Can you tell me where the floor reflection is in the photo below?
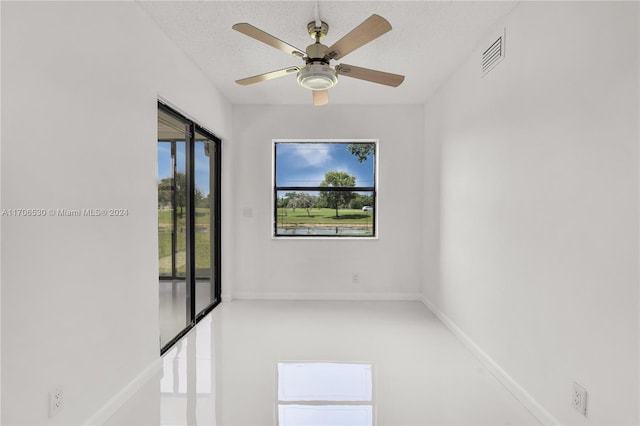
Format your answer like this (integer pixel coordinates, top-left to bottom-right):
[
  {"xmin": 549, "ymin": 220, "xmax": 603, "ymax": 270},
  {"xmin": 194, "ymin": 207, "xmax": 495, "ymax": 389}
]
[
  {"xmin": 159, "ymin": 279, "xmax": 215, "ymax": 349},
  {"xmin": 277, "ymin": 362, "xmax": 373, "ymax": 426},
  {"xmin": 160, "ymin": 315, "xmax": 216, "ymax": 425}
]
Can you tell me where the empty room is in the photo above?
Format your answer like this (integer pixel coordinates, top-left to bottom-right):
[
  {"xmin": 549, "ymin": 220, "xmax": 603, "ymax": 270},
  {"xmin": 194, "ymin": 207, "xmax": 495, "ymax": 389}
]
[{"xmin": 1, "ymin": 1, "xmax": 638, "ymax": 425}]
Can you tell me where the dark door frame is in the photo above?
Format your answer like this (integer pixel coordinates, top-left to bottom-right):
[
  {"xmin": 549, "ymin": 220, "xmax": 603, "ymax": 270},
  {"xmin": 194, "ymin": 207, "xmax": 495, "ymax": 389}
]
[{"xmin": 158, "ymin": 101, "xmax": 222, "ymax": 354}]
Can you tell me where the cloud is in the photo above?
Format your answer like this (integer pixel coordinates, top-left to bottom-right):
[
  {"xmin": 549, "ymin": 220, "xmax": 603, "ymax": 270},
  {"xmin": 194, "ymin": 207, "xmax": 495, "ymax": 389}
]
[{"xmin": 290, "ymin": 144, "xmax": 332, "ymax": 167}]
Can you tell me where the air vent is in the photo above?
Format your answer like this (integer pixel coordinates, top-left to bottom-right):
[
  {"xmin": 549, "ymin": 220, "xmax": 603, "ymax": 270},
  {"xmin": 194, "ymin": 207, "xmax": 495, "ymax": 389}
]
[{"xmin": 482, "ymin": 29, "xmax": 505, "ymax": 76}]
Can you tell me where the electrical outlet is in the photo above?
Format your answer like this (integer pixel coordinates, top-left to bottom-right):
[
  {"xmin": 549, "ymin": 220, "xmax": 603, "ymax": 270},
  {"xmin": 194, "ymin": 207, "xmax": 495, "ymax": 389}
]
[
  {"xmin": 352, "ymin": 273, "xmax": 359, "ymax": 283},
  {"xmin": 572, "ymin": 382, "xmax": 587, "ymax": 416},
  {"xmin": 49, "ymin": 387, "xmax": 64, "ymax": 418}
]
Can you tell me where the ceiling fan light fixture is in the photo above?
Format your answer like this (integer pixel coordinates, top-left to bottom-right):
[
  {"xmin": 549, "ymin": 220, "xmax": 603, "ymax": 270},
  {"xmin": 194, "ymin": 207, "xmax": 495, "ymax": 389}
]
[{"xmin": 297, "ymin": 64, "xmax": 338, "ymax": 90}]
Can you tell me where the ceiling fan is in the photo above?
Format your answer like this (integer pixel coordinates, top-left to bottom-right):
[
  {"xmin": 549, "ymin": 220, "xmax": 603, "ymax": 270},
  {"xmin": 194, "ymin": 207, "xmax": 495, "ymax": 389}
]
[{"xmin": 232, "ymin": 13, "xmax": 405, "ymax": 106}]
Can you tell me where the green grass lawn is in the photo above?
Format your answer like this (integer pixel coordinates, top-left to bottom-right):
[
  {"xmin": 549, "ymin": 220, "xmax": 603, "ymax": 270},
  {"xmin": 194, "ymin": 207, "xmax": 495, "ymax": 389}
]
[
  {"xmin": 158, "ymin": 207, "xmax": 211, "ymax": 277},
  {"xmin": 158, "ymin": 207, "xmax": 210, "ymax": 226},
  {"xmin": 158, "ymin": 206, "xmax": 374, "ymax": 275},
  {"xmin": 276, "ymin": 207, "xmax": 374, "ymax": 226}
]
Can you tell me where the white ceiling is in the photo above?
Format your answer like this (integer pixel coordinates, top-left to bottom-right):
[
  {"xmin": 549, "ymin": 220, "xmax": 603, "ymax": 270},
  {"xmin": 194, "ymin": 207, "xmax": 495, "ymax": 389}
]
[{"xmin": 138, "ymin": 1, "xmax": 518, "ymax": 105}]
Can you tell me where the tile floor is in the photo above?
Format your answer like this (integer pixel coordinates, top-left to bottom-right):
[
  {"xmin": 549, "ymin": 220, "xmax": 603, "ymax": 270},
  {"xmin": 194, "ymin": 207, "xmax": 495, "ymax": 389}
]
[
  {"xmin": 159, "ymin": 279, "xmax": 216, "ymax": 348},
  {"xmin": 106, "ymin": 300, "xmax": 540, "ymax": 425}
]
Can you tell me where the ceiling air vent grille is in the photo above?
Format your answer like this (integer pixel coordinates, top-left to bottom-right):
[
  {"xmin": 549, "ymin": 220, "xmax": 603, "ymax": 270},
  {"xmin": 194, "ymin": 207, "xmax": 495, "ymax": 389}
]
[{"xmin": 482, "ymin": 29, "xmax": 505, "ymax": 76}]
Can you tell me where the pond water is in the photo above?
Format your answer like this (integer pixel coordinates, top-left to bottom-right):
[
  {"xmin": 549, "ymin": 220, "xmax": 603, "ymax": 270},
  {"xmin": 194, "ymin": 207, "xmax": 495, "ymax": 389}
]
[{"xmin": 276, "ymin": 227, "xmax": 372, "ymax": 236}]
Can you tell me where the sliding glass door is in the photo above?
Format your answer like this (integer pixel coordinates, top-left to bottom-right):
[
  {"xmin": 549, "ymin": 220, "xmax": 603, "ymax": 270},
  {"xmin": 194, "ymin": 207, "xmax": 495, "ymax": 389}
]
[{"xmin": 157, "ymin": 103, "xmax": 221, "ymax": 352}]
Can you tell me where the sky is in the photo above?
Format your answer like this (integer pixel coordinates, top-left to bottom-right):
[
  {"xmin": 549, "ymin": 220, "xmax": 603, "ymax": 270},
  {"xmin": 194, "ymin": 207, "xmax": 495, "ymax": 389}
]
[
  {"xmin": 158, "ymin": 141, "xmax": 211, "ymax": 195},
  {"xmin": 158, "ymin": 141, "xmax": 376, "ymax": 196},
  {"xmin": 275, "ymin": 142, "xmax": 375, "ymax": 188}
]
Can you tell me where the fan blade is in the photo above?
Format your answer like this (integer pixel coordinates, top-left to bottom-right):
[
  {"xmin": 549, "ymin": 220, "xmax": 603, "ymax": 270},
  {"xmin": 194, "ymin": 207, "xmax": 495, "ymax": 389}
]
[
  {"xmin": 335, "ymin": 64, "xmax": 405, "ymax": 87},
  {"xmin": 324, "ymin": 14, "xmax": 392, "ymax": 60},
  {"xmin": 233, "ymin": 23, "xmax": 306, "ymax": 58},
  {"xmin": 313, "ymin": 90, "xmax": 329, "ymax": 106},
  {"xmin": 236, "ymin": 67, "xmax": 300, "ymax": 86}
]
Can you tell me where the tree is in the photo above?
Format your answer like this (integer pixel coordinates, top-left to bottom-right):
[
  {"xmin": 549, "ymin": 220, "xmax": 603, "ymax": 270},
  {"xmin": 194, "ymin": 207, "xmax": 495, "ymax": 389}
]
[
  {"xmin": 157, "ymin": 173, "xmax": 185, "ymax": 216},
  {"xmin": 347, "ymin": 143, "xmax": 375, "ymax": 163},
  {"xmin": 157, "ymin": 172, "xmax": 206, "ymax": 216},
  {"xmin": 195, "ymin": 190, "xmax": 209, "ymax": 209},
  {"xmin": 275, "ymin": 193, "xmax": 290, "ymax": 209},
  {"xmin": 349, "ymin": 193, "xmax": 373, "ymax": 210},
  {"xmin": 158, "ymin": 178, "xmax": 173, "ymax": 208},
  {"xmin": 288, "ymin": 193, "xmax": 317, "ymax": 216},
  {"xmin": 277, "ymin": 192, "xmax": 300, "ymax": 213},
  {"xmin": 319, "ymin": 171, "xmax": 356, "ymax": 217}
]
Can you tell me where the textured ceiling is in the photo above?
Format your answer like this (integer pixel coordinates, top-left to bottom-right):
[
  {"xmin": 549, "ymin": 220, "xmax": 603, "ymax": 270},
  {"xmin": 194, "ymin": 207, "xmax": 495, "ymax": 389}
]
[{"xmin": 138, "ymin": 1, "xmax": 518, "ymax": 105}]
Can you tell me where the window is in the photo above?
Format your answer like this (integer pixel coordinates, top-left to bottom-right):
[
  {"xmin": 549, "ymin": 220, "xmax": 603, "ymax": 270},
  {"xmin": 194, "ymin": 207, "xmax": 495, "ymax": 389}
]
[{"xmin": 273, "ymin": 140, "xmax": 377, "ymax": 238}]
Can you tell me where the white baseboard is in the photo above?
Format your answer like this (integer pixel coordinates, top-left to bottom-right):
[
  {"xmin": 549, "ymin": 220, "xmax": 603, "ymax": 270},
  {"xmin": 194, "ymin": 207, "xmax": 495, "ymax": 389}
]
[
  {"xmin": 421, "ymin": 296, "xmax": 560, "ymax": 426},
  {"xmin": 83, "ymin": 357, "xmax": 163, "ymax": 425},
  {"xmin": 232, "ymin": 292, "xmax": 422, "ymax": 301}
]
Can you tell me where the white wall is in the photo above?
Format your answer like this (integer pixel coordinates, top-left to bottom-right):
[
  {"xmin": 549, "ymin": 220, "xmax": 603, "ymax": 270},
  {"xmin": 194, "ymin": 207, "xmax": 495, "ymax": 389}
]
[
  {"xmin": 230, "ymin": 105, "xmax": 425, "ymax": 300},
  {"xmin": 423, "ymin": 1, "xmax": 639, "ymax": 425},
  {"xmin": 0, "ymin": 2, "xmax": 3, "ymax": 421},
  {"xmin": 0, "ymin": 2, "xmax": 3, "ymax": 420},
  {"xmin": 1, "ymin": 2, "xmax": 232, "ymax": 424}
]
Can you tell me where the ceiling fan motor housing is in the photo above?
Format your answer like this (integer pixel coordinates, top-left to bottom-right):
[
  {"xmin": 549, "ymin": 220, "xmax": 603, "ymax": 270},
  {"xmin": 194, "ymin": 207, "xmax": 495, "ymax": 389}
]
[
  {"xmin": 305, "ymin": 43, "xmax": 330, "ymax": 63},
  {"xmin": 307, "ymin": 21, "xmax": 329, "ymax": 40}
]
